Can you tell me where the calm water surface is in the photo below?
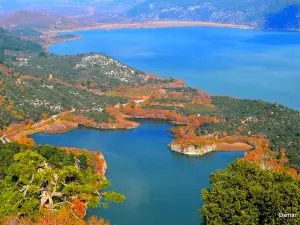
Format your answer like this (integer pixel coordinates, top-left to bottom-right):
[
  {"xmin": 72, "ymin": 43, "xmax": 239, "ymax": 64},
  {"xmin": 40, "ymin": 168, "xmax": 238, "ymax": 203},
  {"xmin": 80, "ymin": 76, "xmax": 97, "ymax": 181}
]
[
  {"xmin": 44, "ymin": 27, "xmax": 300, "ymax": 224},
  {"xmin": 31, "ymin": 120, "xmax": 244, "ymax": 225},
  {"xmin": 49, "ymin": 27, "xmax": 300, "ymax": 110}
]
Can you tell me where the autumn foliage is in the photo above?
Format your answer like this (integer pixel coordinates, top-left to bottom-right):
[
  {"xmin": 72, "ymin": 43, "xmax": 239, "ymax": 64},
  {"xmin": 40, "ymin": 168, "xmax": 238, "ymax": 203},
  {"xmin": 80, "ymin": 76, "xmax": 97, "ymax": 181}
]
[
  {"xmin": 73, "ymin": 199, "xmax": 87, "ymax": 219},
  {"xmin": 17, "ymin": 136, "xmax": 35, "ymax": 147},
  {"xmin": 121, "ymin": 103, "xmax": 218, "ymax": 126},
  {"xmin": 244, "ymin": 147, "xmax": 299, "ymax": 178},
  {"xmin": 4, "ymin": 208, "xmax": 110, "ymax": 225},
  {"xmin": 41, "ymin": 113, "xmax": 49, "ymax": 120}
]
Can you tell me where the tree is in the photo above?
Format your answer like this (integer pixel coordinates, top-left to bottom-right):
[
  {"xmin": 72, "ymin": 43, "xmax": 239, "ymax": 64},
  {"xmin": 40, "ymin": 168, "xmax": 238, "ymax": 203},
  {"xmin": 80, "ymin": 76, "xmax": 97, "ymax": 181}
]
[
  {"xmin": 73, "ymin": 199, "xmax": 86, "ymax": 219},
  {"xmin": 41, "ymin": 113, "xmax": 49, "ymax": 120},
  {"xmin": 18, "ymin": 136, "xmax": 35, "ymax": 147},
  {"xmin": 201, "ymin": 159, "xmax": 300, "ymax": 225},
  {"xmin": 0, "ymin": 50, "xmax": 5, "ymax": 64},
  {"xmin": 0, "ymin": 143, "xmax": 125, "ymax": 224},
  {"xmin": 87, "ymin": 80, "xmax": 92, "ymax": 89},
  {"xmin": 79, "ymin": 154, "xmax": 88, "ymax": 170},
  {"xmin": 11, "ymin": 55, "xmax": 17, "ymax": 61}
]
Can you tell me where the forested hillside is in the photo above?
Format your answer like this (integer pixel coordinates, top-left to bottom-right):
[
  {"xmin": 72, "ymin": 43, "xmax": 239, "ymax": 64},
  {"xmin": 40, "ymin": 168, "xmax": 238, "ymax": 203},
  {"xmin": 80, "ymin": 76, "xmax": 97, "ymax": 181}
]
[
  {"xmin": 10, "ymin": 53, "xmax": 146, "ymax": 88},
  {"xmin": 0, "ymin": 142, "xmax": 124, "ymax": 224},
  {"xmin": 198, "ymin": 96, "xmax": 300, "ymax": 169},
  {"xmin": 0, "ymin": 27, "xmax": 43, "ymax": 63},
  {"xmin": 124, "ymin": 0, "xmax": 300, "ymax": 30},
  {"xmin": 0, "ymin": 28, "xmax": 145, "ymax": 129}
]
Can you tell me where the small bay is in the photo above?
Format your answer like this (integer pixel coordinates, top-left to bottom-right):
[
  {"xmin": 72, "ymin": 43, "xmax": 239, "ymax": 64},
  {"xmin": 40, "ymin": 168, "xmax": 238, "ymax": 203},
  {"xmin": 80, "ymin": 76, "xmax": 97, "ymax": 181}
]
[
  {"xmin": 31, "ymin": 120, "xmax": 244, "ymax": 225},
  {"xmin": 43, "ymin": 26, "xmax": 300, "ymax": 224}
]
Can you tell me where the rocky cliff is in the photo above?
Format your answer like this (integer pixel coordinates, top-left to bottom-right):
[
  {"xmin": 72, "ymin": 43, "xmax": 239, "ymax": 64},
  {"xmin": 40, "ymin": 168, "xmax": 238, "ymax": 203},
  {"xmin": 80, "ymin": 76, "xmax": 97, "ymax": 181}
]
[{"xmin": 169, "ymin": 142, "xmax": 216, "ymax": 156}]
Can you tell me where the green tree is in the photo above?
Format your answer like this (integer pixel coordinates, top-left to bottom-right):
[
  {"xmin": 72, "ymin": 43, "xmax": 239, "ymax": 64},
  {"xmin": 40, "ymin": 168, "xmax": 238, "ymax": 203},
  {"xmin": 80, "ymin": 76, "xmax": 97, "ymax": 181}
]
[
  {"xmin": 0, "ymin": 143, "xmax": 125, "ymax": 222},
  {"xmin": 79, "ymin": 154, "xmax": 88, "ymax": 170},
  {"xmin": 0, "ymin": 50, "xmax": 5, "ymax": 64},
  {"xmin": 201, "ymin": 160, "xmax": 300, "ymax": 225}
]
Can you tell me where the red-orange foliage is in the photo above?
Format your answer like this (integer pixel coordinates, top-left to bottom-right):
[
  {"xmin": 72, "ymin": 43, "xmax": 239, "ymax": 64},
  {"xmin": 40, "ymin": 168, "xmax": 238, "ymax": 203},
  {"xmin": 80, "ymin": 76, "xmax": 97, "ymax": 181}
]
[
  {"xmin": 93, "ymin": 152, "xmax": 107, "ymax": 178},
  {"xmin": 18, "ymin": 136, "xmax": 35, "ymax": 147},
  {"xmin": 121, "ymin": 104, "xmax": 219, "ymax": 127},
  {"xmin": 119, "ymin": 84, "xmax": 126, "ymax": 90},
  {"xmin": 73, "ymin": 199, "xmax": 86, "ymax": 219},
  {"xmin": 244, "ymin": 143, "xmax": 299, "ymax": 178},
  {"xmin": 87, "ymin": 217, "xmax": 110, "ymax": 225},
  {"xmin": 4, "ymin": 209, "xmax": 110, "ymax": 225}
]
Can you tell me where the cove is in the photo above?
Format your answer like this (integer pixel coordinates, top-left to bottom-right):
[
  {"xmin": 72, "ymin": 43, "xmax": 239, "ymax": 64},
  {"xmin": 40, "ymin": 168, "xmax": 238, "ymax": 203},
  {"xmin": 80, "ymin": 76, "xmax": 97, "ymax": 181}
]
[
  {"xmin": 31, "ymin": 120, "xmax": 244, "ymax": 225},
  {"xmin": 49, "ymin": 27, "xmax": 300, "ymax": 110}
]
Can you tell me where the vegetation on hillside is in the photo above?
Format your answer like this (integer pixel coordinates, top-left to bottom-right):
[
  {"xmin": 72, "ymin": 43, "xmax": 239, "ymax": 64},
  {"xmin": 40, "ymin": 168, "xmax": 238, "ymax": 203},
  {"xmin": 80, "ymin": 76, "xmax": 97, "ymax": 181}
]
[
  {"xmin": 10, "ymin": 27, "xmax": 42, "ymax": 37},
  {"xmin": 0, "ymin": 72, "xmax": 127, "ymax": 129},
  {"xmin": 196, "ymin": 96, "xmax": 300, "ymax": 169},
  {"xmin": 9, "ymin": 53, "xmax": 146, "ymax": 90},
  {"xmin": 0, "ymin": 26, "xmax": 300, "ymax": 224},
  {"xmin": 0, "ymin": 142, "xmax": 124, "ymax": 224},
  {"xmin": 0, "ymin": 28, "xmax": 44, "ymax": 54},
  {"xmin": 1, "ymin": 10, "xmax": 80, "ymax": 30},
  {"xmin": 124, "ymin": 0, "xmax": 300, "ymax": 29},
  {"xmin": 201, "ymin": 159, "xmax": 300, "ymax": 224}
]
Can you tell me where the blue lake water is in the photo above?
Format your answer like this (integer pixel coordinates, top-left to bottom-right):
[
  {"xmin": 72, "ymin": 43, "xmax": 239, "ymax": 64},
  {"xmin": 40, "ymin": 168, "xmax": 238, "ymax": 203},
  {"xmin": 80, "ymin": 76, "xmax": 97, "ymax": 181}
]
[
  {"xmin": 49, "ymin": 27, "xmax": 300, "ymax": 110},
  {"xmin": 31, "ymin": 120, "xmax": 245, "ymax": 225},
  {"xmin": 43, "ymin": 27, "xmax": 300, "ymax": 224}
]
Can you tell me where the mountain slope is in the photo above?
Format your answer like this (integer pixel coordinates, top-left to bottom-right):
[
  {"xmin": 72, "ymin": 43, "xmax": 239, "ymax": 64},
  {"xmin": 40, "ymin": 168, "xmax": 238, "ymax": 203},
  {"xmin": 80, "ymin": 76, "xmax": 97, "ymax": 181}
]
[
  {"xmin": 0, "ymin": 10, "xmax": 81, "ymax": 29},
  {"xmin": 0, "ymin": 0, "xmax": 145, "ymax": 16},
  {"xmin": 0, "ymin": 28, "xmax": 145, "ymax": 128},
  {"xmin": 124, "ymin": 0, "xmax": 300, "ymax": 29}
]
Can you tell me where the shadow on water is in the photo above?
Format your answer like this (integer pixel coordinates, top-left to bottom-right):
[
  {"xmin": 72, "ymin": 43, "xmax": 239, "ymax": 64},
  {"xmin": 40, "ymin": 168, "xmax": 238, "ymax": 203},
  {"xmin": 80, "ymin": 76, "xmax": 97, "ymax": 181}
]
[
  {"xmin": 244, "ymin": 5, "xmax": 300, "ymax": 46},
  {"xmin": 246, "ymin": 30, "xmax": 300, "ymax": 45},
  {"xmin": 264, "ymin": 5, "xmax": 299, "ymax": 31}
]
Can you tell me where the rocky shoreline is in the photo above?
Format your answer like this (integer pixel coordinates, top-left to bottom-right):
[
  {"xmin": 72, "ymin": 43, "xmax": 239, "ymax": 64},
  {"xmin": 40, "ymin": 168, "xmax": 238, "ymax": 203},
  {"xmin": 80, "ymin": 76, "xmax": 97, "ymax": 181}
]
[
  {"xmin": 169, "ymin": 142, "xmax": 253, "ymax": 156},
  {"xmin": 169, "ymin": 142, "xmax": 216, "ymax": 156}
]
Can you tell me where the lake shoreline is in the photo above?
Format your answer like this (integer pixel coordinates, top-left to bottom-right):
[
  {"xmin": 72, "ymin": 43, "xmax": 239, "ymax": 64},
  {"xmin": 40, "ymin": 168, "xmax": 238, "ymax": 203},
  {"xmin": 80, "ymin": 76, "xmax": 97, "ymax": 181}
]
[
  {"xmin": 44, "ymin": 21, "xmax": 248, "ymax": 35},
  {"xmin": 41, "ymin": 21, "xmax": 249, "ymax": 49},
  {"xmin": 169, "ymin": 141, "xmax": 253, "ymax": 156}
]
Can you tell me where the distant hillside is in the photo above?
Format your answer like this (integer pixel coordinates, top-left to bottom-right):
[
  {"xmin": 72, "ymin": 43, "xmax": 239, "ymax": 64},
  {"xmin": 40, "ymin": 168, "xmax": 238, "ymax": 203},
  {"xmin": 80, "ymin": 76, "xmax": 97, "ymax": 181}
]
[
  {"xmin": 0, "ymin": 28, "xmax": 43, "ymax": 55},
  {"xmin": 0, "ymin": 0, "xmax": 144, "ymax": 16},
  {"xmin": 10, "ymin": 27, "xmax": 42, "ymax": 37},
  {"xmin": 124, "ymin": 0, "xmax": 300, "ymax": 30},
  {"xmin": 0, "ymin": 10, "xmax": 80, "ymax": 30}
]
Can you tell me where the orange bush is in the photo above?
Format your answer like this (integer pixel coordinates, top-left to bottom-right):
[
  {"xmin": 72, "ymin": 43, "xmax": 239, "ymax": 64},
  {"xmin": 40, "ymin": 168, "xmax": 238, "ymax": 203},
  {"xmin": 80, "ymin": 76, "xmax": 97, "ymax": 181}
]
[{"xmin": 18, "ymin": 136, "xmax": 35, "ymax": 147}]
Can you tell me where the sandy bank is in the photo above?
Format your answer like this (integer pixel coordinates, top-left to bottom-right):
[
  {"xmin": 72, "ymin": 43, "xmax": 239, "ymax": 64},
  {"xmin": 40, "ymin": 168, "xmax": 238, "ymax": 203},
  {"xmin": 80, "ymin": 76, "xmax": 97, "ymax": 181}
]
[
  {"xmin": 216, "ymin": 142, "xmax": 253, "ymax": 151},
  {"xmin": 7, "ymin": 116, "xmax": 140, "ymax": 141},
  {"xmin": 43, "ymin": 21, "xmax": 247, "ymax": 36}
]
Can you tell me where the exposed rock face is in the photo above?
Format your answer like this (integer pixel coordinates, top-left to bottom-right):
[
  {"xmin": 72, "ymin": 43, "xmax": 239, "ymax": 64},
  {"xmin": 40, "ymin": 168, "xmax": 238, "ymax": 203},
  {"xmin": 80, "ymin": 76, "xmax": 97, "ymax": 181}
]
[
  {"xmin": 170, "ymin": 141, "xmax": 253, "ymax": 156},
  {"xmin": 169, "ymin": 142, "xmax": 216, "ymax": 156}
]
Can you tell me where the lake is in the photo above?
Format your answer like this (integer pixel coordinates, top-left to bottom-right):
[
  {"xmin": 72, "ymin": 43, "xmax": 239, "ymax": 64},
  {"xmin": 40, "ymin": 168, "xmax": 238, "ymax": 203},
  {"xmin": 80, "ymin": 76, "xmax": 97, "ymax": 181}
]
[
  {"xmin": 49, "ymin": 27, "xmax": 300, "ymax": 110},
  {"xmin": 31, "ymin": 120, "xmax": 245, "ymax": 225},
  {"xmin": 45, "ymin": 26, "xmax": 300, "ymax": 224}
]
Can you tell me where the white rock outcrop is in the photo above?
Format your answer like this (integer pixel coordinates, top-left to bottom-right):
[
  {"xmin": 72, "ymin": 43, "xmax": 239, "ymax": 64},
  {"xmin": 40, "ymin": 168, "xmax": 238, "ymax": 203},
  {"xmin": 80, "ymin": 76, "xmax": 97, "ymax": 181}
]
[{"xmin": 169, "ymin": 142, "xmax": 217, "ymax": 156}]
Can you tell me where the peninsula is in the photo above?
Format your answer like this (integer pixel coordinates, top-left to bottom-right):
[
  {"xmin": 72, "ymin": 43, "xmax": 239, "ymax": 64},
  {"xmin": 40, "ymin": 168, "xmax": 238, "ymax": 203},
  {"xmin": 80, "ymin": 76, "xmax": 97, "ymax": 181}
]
[{"xmin": 0, "ymin": 24, "xmax": 299, "ymax": 225}]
